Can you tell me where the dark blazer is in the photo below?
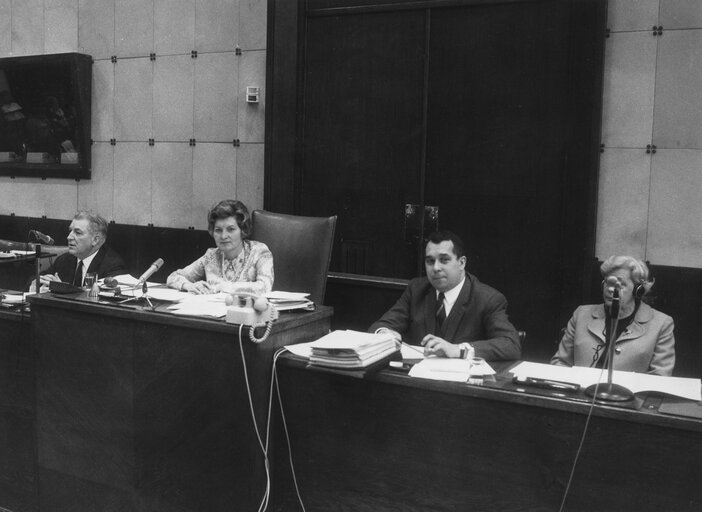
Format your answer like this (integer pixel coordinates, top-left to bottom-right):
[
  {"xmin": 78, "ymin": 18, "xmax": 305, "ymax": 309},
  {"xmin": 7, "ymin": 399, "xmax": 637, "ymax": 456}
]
[
  {"xmin": 39, "ymin": 244, "xmax": 127, "ymax": 286},
  {"xmin": 369, "ymin": 273, "xmax": 521, "ymax": 361}
]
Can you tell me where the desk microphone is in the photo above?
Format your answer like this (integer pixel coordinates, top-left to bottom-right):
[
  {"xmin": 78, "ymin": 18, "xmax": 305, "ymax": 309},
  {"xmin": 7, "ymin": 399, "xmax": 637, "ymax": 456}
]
[
  {"xmin": 30, "ymin": 230, "xmax": 55, "ymax": 245},
  {"xmin": 603, "ymin": 275, "xmax": 621, "ymax": 291},
  {"xmin": 137, "ymin": 258, "xmax": 164, "ymax": 284}
]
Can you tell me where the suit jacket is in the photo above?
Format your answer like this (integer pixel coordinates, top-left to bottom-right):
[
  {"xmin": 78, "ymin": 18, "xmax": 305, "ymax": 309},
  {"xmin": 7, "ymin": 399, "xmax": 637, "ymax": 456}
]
[
  {"xmin": 369, "ymin": 273, "xmax": 521, "ymax": 361},
  {"xmin": 39, "ymin": 244, "xmax": 127, "ymax": 286},
  {"xmin": 551, "ymin": 303, "xmax": 675, "ymax": 376}
]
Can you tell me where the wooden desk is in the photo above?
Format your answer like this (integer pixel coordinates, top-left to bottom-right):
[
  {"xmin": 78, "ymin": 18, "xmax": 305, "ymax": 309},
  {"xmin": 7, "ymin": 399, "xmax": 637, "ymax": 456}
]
[
  {"xmin": 272, "ymin": 357, "xmax": 702, "ymax": 511},
  {"xmin": 0, "ymin": 305, "xmax": 35, "ymax": 512},
  {"xmin": 27, "ymin": 293, "xmax": 332, "ymax": 512},
  {"xmin": 0, "ymin": 239, "xmax": 60, "ymax": 291}
]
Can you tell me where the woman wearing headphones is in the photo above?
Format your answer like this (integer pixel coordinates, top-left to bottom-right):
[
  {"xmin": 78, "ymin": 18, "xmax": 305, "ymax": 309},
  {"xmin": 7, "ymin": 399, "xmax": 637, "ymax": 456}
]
[{"xmin": 551, "ymin": 255, "xmax": 675, "ymax": 376}]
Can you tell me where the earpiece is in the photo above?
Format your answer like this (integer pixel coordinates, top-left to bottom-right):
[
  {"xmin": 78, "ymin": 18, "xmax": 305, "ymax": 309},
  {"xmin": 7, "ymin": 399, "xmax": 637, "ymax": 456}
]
[{"xmin": 634, "ymin": 281, "xmax": 646, "ymax": 300}]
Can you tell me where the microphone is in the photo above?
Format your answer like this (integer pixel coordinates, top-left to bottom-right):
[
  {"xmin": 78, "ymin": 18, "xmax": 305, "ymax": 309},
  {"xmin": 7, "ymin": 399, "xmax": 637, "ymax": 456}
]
[
  {"xmin": 604, "ymin": 276, "xmax": 621, "ymax": 290},
  {"xmin": 604, "ymin": 276, "xmax": 620, "ymax": 319},
  {"xmin": 137, "ymin": 258, "xmax": 164, "ymax": 284},
  {"xmin": 30, "ymin": 230, "xmax": 55, "ymax": 245}
]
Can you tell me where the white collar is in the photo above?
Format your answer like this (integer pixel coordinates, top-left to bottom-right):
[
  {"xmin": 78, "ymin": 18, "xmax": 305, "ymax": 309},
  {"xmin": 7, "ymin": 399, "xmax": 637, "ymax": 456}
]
[
  {"xmin": 437, "ymin": 276, "xmax": 465, "ymax": 316},
  {"xmin": 80, "ymin": 249, "xmax": 98, "ymax": 271}
]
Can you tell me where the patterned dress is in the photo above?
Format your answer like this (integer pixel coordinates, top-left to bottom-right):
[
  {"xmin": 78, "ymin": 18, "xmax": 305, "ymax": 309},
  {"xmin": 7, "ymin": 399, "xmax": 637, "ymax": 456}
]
[{"xmin": 166, "ymin": 239, "xmax": 274, "ymax": 295}]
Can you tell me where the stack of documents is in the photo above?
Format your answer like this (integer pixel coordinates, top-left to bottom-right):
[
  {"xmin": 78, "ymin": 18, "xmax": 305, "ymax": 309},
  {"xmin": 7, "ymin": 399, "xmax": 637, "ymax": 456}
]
[
  {"xmin": 511, "ymin": 361, "xmax": 701, "ymax": 401},
  {"xmin": 408, "ymin": 358, "xmax": 496, "ymax": 382},
  {"xmin": 266, "ymin": 291, "xmax": 314, "ymax": 311},
  {"xmin": 308, "ymin": 330, "xmax": 398, "ymax": 369}
]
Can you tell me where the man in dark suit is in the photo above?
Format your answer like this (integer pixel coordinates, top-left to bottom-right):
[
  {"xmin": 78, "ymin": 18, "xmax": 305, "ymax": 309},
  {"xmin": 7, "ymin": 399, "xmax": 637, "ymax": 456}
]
[
  {"xmin": 29, "ymin": 210, "xmax": 126, "ymax": 292},
  {"xmin": 369, "ymin": 230, "xmax": 521, "ymax": 361}
]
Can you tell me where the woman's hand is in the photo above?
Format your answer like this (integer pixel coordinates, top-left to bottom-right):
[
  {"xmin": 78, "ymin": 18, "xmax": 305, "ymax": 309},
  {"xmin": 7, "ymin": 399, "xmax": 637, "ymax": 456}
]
[
  {"xmin": 421, "ymin": 334, "xmax": 461, "ymax": 358},
  {"xmin": 183, "ymin": 281, "xmax": 212, "ymax": 294}
]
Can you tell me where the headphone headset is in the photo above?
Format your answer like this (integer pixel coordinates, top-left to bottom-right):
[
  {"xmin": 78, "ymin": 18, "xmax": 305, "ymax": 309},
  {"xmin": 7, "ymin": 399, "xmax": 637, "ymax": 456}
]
[
  {"xmin": 601, "ymin": 279, "xmax": 647, "ymax": 300},
  {"xmin": 634, "ymin": 281, "xmax": 646, "ymax": 300}
]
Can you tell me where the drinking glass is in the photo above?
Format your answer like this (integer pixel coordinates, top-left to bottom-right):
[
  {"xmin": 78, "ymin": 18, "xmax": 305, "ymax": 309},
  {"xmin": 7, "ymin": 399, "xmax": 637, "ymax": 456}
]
[{"xmin": 84, "ymin": 272, "xmax": 98, "ymax": 289}]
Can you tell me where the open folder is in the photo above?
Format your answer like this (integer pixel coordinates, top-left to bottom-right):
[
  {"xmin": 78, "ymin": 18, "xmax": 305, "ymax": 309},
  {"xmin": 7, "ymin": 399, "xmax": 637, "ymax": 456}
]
[{"xmin": 510, "ymin": 361, "xmax": 701, "ymax": 401}]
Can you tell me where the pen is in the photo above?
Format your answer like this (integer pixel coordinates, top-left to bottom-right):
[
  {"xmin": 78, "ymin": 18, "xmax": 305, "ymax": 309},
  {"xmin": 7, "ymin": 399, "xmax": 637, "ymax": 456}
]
[{"xmin": 402, "ymin": 342, "xmax": 425, "ymax": 356}]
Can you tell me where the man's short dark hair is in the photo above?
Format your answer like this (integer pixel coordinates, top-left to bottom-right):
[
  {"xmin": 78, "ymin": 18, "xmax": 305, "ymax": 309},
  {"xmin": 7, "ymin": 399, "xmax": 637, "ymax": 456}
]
[{"xmin": 426, "ymin": 230, "xmax": 465, "ymax": 259}]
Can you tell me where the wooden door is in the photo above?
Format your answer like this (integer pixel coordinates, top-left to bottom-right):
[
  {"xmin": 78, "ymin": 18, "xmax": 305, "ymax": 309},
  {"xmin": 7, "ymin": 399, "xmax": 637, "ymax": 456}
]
[{"xmin": 267, "ymin": 0, "xmax": 606, "ymax": 359}]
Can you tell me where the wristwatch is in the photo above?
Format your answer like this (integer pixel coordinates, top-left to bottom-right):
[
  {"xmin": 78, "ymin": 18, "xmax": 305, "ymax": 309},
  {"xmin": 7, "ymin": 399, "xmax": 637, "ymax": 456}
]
[{"xmin": 459, "ymin": 343, "xmax": 474, "ymax": 359}]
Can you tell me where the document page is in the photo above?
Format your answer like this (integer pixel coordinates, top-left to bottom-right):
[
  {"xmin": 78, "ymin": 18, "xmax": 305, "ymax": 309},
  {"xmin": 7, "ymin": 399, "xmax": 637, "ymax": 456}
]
[{"xmin": 511, "ymin": 361, "xmax": 701, "ymax": 401}]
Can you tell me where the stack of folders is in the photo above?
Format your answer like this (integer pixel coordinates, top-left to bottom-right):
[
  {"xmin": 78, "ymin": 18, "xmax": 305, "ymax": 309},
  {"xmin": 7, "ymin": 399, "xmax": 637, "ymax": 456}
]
[{"xmin": 308, "ymin": 330, "xmax": 398, "ymax": 369}]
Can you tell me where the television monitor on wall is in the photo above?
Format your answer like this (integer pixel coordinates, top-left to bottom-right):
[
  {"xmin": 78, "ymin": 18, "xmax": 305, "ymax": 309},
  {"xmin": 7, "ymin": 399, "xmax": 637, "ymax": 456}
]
[{"xmin": 0, "ymin": 52, "xmax": 91, "ymax": 179}]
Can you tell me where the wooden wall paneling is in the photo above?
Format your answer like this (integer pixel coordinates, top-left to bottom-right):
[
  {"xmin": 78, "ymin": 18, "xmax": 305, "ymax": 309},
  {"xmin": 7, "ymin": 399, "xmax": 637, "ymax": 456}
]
[
  {"xmin": 154, "ymin": 0, "xmax": 195, "ymax": 56},
  {"xmin": 647, "ymin": 149, "xmax": 702, "ymax": 268},
  {"xmin": 193, "ymin": 53, "xmax": 239, "ymax": 142},
  {"xmin": 425, "ymin": 2, "xmax": 572, "ymax": 358},
  {"xmin": 113, "ymin": 142, "xmax": 152, "ymax": 226},
  {"xmin": 151, "ymin": 142, "xmax": 193, "ymax": 230},
  {"xmin": 191, "ymin": 143, "xmax": 238, "ymax": 228},
  {"xmin": 0, "ymin": 1, "xmax": 11, "ymax": 56},
  {"xmin": 236, "ymin": 143, "xmax": 265, "ymax": 211},
  {"xmin": 11, "ymin": 0, "xmax": 44, "ymax": 56},
  {"xmin": 91, "ymin": 59, "xmax": 116, "ymax": 143},
  {"xmin": 238, "ymin": 50, "xmax": 266, "ymax": 143},
  {"xmin": 78, "ymin": 142, "xmax": 115, "ymax": 219},
  {"xmin": 595, "ymin": 148, "xmax": 651, "ymax": 259},
  {"xmin": 653, "ymin": 29, "xmax": 702, "ymax": 150},
  {"xmin": 44, "ymin": 0, "xmax": 79, "ymax": 54},
  {"xmin": 153, "ymin": 55, "xmax": 194, "ymax": 143},
  {"xmin": 300, "ymin": 9, "xmax": 427, "ymax": 278},
  {"xmin": 600, "ymin": 31, "xmax": 657, "ymax": 149},
  {"xmin": 78, "ymin": 0, "xmax": 116, "ymax": 59},
  {"xmin": 114, "ymin": 58, "xmax": 153, "ymax": 142},
  {"xmin": 115, "ymin": 0, "xmax": 154, "ymax": 58},
  {"xmin": 194, "ymin": 0, "xmax": 240, "ymax": 53}
]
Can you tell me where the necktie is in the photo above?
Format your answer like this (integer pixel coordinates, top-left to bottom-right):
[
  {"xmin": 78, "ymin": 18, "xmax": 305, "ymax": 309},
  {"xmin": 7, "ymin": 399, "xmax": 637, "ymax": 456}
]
[
  {"xmin": 435, "ymin": 292, "xmax": 446, "ymax": 334},
  {"xmin": 73, "ymin": 260, "xmax": 84, "ymax": 287}
]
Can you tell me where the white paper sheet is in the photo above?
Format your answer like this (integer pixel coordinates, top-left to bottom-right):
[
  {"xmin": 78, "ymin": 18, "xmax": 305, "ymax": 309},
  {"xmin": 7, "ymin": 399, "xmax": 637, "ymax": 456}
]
[
  {"xmin": 401, "ymin": 342, "xmax": 426, "ymax": 359},
  {"xmin": 408, "ymin": 357, "xmax": 495, "ymax": 382},
  {"xmin": 511, "ymin": 361, "xmax": 701, "ymax": 401}
]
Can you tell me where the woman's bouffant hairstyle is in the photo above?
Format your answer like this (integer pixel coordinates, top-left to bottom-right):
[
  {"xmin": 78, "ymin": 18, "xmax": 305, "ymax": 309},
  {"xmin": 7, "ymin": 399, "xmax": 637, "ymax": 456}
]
[
  {"xmin": 207, "ymin": 200, "xmax": 252, "ymax": 239},
  {"xmin": 600, "ymin": 255, "xmax": 653, "ymax": 298}
]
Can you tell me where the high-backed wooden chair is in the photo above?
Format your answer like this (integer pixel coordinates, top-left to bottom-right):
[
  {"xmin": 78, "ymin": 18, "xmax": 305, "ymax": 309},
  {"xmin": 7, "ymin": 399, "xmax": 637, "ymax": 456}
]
[{"xmin": 250, "ymin": 210, "xmax": 337, "ymax": 306}]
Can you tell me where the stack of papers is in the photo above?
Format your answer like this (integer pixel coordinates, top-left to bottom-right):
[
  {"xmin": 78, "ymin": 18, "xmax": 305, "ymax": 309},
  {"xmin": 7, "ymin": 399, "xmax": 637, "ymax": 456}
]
[
  {"xmin": 511, "ymin": 361, "xmax": 701, "ymax": 401},
  {"xmin": 408, "ymin": 358, "xmax": 496, "ymax": 382},
  {"xmin": 166, "ymin": 292, "xmax": 230, "ymax": 317},
  {"xmin": 266, "ymin": 291, "xmax": 314, "ymax": 311},
  {"xmin": 308, "ymin": 330, "xmax": 398, "ymax": 369}
]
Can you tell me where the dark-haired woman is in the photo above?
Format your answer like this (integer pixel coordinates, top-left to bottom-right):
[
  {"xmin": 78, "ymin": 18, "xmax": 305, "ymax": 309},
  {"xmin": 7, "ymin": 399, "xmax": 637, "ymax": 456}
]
[{"xmin": 167, "ymin": 200, "xmax": 273, "ymax": 295}]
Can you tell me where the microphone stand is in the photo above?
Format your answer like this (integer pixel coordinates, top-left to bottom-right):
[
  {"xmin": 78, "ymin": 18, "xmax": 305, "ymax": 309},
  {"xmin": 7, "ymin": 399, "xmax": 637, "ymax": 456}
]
[
  {"xmin": 119, "ymin": 281, "xmax": 155, "ymax": 310},
  {"xmin": 34, "ymin": 243, "xmax": 41, "ymax": 294},
  {"xmin": 584, "ymin": 288, "xmax": 634, "ymax": 402}
]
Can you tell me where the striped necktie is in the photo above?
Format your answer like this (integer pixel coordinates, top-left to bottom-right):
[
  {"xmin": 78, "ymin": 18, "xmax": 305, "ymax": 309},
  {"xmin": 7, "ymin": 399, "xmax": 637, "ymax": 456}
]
[{"xmin": 435, "ymin": 292, "xmax": 446, "ymax": 334}]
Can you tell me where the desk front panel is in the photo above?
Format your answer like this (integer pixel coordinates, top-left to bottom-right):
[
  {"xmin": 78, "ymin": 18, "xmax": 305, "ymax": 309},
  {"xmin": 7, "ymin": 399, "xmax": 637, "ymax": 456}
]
[
  {"xmin": 0, "ymin": 308, "xmax": 36, "ymax": 512},
  {"xmin": 273, "ymin": 361, "xmax": 702, "ymax": 512},
  {"xmin": 30, "ymin": 294, "xmax": 332, "ymax": 512}
]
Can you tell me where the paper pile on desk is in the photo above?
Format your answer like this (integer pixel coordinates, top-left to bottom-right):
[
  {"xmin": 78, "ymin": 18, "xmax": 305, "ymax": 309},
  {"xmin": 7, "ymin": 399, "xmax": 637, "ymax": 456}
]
[
  {"xmin": 265, "ymin": 291, "xmax": 314, "ymax": 311},
  {"xmin": 511, "ymin": 361, "xmax": 701, "ymax": 401},
  {"xmin": 307, "ymin": 330, "xmax": 398, "ymax": 369},
  {"xmin": 166, "ymin": 292, "xmax": 230, "ymax": 317},
  {"xmin": 408, "ymin": 358, "xmax": 496, "ymax": 382}
]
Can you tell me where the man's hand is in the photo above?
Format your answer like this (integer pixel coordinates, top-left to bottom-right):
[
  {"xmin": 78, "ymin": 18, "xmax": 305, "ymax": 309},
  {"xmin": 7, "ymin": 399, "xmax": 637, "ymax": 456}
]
[
  {"xmin": 39, "ymin": 273, "xmax": 60, "ymax": 285},
  {"xmin": 421, "ymin": 334, "xmax": 461, "ymax": 358},
  {"xmin": 29, "ymin": 273, "xmax": 59, "ymax": 292}
]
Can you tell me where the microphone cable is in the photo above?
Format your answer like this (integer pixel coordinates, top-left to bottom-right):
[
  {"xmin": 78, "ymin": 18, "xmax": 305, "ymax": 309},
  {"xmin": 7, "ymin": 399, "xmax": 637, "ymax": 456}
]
[
  {"xmin": 237, "ymin": 323, "xmax": 280, "ymax": 512},
  {"xmin": 271, "ymin": 346, "xmax": 308, "ymax": 512},
  {"xmin": 558, "ymin": 364, "xmax": 607, "ymax": 512}
]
